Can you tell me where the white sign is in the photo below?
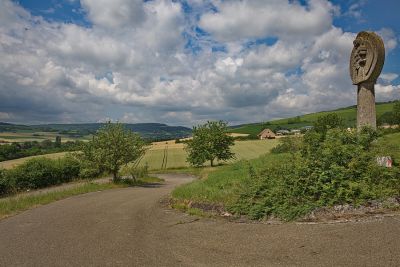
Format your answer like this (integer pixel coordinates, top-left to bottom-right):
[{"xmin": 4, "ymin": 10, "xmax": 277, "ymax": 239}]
[{"xmin": 376, "ymin": 156, "xmax": 392, "ymax": 168}]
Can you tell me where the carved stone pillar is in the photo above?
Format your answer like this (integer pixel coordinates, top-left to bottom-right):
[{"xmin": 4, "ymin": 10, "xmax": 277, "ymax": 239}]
[{"xmin": 350, "ymin": 31, "xmax": 385, "ymax": 130}]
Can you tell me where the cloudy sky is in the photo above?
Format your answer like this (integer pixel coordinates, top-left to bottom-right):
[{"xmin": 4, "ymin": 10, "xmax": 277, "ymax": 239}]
[{"xmin": 1, "ymin": 0, "xmax": 399, "ymax": 126}]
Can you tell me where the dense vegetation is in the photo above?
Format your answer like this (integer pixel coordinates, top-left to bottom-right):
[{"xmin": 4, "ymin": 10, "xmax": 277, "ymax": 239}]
[
  {"xmin": 173, "ymin": 114, "xmax": 400, "ymax": 221},
  {"xmin": 0, "ymin": 155, "xmax": 82, "ymax": 196},
  {"xmin": 0, "ymin": 140, "xmax": 82, "ymax": 162}
]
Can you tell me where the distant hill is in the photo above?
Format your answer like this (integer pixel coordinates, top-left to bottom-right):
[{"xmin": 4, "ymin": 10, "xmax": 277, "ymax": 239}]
[
  {"xmin": 229, "ymin": 101, "xmax": 398, "ymax": 136},
  {"xmin": 0, "ymin": 122, "xmax": 191, "ymax": 141}
]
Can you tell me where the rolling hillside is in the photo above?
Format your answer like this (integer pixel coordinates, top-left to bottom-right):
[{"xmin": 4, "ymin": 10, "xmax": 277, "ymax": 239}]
[
  {"xmin": 229, "ymin": 101, "xmax": 397, "ymax": 135},
  {"xmin": 0, "ymin": 122, "xmax": 191, "ymax": 141}
]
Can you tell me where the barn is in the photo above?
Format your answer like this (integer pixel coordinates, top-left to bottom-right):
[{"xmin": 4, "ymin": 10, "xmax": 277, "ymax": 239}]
[{"xmin": 257, "ymin": 129, "xmax": 275, "ymax": 139}]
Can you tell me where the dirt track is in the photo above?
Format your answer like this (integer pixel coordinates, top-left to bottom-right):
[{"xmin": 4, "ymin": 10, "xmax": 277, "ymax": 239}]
[{"xmin": 1, "ymin": 173, "xmax": 399, "ymax": 266}]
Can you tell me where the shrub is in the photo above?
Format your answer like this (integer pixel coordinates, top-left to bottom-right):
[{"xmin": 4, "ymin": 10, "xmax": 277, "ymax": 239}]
[
  {"xmin": 4, "ymin": 156, "xmax": 83, "ymax": 192},
  {"xmin": 230, "ymin": 128, "xmax": 400, "ymax": 221},
  {"xmin": 119, "ymin": 163, "xmax": 149, "ymax": 181},
  {"xmin": 11, "ymin": 157, "xmax": 57, "ymax": 189},
  {"xmin": 54, "ymin": 155, "xmax": 81, "ymax": 183},
  {"xmin": 78, "ymin": 160, "xmax": 102, "ymax": 179},
  {"xmin": 313, "ymin": 113, "xmax": 344, "ymax": 135},
  {"xmin": 271, "ymin": 136, "xmax": 302, "ymax": 154},
  {"xmin": 0, "ymin": 169, "xmax": 12, "ymax": 195}
]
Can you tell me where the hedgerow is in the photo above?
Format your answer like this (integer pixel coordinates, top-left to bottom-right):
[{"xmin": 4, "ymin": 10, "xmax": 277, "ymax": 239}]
[{"xmin": 1, "ymin": 155, "xmax": 82, "ymax": 195}]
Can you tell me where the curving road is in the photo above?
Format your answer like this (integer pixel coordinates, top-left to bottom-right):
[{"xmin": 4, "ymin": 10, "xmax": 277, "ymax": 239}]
[{"xmin": 1, "ymin": 174, "xmax": 400, "ymax": 267}]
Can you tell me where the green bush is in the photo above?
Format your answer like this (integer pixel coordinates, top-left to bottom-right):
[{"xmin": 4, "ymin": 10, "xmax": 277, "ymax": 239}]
[
  {"xmin": 271, "ymin": 136, "xmax": 302, "ymax": 154},
  {"xmin": 119, "ymin": 163, "xmax": 149, "ymax": 181},
  {"xmin": 2, "ymin": 156, "xmax": 83, "ymax": 193},
  {"xmin": 55, "ymin": 155, "xmax": 81, "ymax": 182},
  {"xmin": 0, "ymin": 169, "xmax": 12, "ymax": 195},
  {"xmin": 230, "ymin": 128, "xmax": 400, "ymax": 221},
  {"xmin": 11, "ymin": 157, "xmax": 57, "ymax": 189},
  {"xmin": 78, "ymin": 160, "xmax": 102, "ymax": 180}
]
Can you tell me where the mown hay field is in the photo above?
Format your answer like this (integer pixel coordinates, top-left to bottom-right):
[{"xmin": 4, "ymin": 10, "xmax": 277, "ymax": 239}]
[
  {"xmin": 139, "ymin": 139, "xmax": 278, "ymax": 170},
  {"xmin": 0, "ymin": 139, "xmax": 278, "ymax": 171}
]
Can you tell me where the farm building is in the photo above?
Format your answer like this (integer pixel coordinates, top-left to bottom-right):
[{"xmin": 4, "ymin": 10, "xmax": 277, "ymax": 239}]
[
  {"xmin": 257, "ymin": 129, "xmax": 275, "ymax": 139},
  {"xmin": 290, "ymin": 129, "xmax": 301, "ymax": 135},
  {"xmin": 276, "ymin": 129, "xmax": 290, "ymax": 136}
]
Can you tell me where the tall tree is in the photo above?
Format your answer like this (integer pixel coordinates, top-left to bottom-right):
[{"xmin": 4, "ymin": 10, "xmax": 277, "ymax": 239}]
[
  {"xmin": 185, "ymin": 121, "xmax": 235, "ymax": 167},
  {"xmin": 82, "ymin": 122, "xmax": 147, "ymax": 182}
]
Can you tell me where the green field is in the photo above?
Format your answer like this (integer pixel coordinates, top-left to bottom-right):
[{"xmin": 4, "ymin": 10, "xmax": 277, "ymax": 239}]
[
  {"xmin": 0, "ymin": 140, "xmax": 278, "ymax": 171},
  {"xmin": 230, "ymin": 102, "xmax": 397, "ymax": 135}
]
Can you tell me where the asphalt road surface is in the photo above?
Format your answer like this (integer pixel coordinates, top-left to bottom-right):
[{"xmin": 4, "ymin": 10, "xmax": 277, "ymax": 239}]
[{"xmin": 1, "ymin": 174, "xmax": 399, "ymax": 267}]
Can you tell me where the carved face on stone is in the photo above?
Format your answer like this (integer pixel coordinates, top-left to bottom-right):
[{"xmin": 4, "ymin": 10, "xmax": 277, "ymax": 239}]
[{"xmin": 350, "ymin": 31, "xmax": 385, "ymax": 85}]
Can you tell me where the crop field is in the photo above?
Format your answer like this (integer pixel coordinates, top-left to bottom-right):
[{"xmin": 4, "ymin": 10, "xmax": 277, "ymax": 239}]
[
  {"xmin": 138, "ymin": 139, "xmax": 278, "ymax": 170},
  {"xmin": 0, "ymin": 139, "xmax": 278, "ymax": 171}
]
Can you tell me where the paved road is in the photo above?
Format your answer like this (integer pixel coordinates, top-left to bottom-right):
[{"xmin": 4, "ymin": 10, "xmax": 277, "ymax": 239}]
[{"xmin": 1, "ymin": 174, "xmax": 400, "ymax": 267}]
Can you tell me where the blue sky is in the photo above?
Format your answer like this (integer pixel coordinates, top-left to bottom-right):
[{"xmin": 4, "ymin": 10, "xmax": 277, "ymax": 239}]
[{"xmin": 1, "ymin": 0, "xmax": 399, "ymax": 125}]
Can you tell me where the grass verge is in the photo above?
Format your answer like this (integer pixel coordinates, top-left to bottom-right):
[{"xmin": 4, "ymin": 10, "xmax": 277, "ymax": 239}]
[
  {"xmin": 171, "ymin": 153, "xmax": 285, "ymax": 212},
  {"xmin": 0, "ymin": 177, "xmax": 164, "ymax": 220}
]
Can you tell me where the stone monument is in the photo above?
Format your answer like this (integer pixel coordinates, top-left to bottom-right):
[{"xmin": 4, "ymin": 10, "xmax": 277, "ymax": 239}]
[{"xmin": 350, "ymin": 31, "xmax": 385, "ymax": 130}]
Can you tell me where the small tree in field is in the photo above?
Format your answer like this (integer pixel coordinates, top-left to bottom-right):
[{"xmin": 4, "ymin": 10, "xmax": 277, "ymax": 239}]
[
  {"xmin": 185, "ymin": 121, "xmax": 235, "ymax": 167},
  {"xmin": 82, "ymin": 122, "xmax": 146, "ymax": 182}
]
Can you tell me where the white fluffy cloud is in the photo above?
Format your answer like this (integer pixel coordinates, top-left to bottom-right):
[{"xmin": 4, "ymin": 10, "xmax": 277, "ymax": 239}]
[
  {"xmin": 81, "ymin": 0, "xmax": 145, "ymax": 29},
  {"xmin": 199, "ymin": 0, "xmax": 336, "ymax": 42},
  {"xmin": 0, "ymin": 0, "xmax": 398, "ymax": 126}
]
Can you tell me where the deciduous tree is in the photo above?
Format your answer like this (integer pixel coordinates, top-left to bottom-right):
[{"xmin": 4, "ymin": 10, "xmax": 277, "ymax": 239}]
[
  {"xmin": 82, "ymin": 122, "xmax": 147, "ymax": 182},
  {"xmin": 185, "ymin": 121, "xmax": 235, "ymax": 167}
]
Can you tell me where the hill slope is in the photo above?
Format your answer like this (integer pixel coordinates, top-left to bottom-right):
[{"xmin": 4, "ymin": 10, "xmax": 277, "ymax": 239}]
[
  {"xmin": 230, "ymin": 101, "xmax": 397, "ymax": 135},
  {"xmin": 0, "ymin": 122, "xmax": 191, "ymax": 141}
]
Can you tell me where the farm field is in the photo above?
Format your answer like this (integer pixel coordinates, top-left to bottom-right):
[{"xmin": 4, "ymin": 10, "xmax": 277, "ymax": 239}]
[
  {"xmin": 139, "ymin": 139, "xmax": 278, "ymax": 170},
  {"xmin": 0, "ymin": 140, "xmax": 278, "ymax": 170}
]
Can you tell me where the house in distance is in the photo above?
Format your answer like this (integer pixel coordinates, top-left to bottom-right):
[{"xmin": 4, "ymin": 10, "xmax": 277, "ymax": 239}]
[{"xmin": 257, "ymin": 129, "xmax": 276, "ymax": 139}]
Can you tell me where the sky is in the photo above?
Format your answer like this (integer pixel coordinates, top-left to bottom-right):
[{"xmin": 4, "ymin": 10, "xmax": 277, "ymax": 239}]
[{"xmin": 0, "ymin": 0, "xmax": 399, "ymax": 126}]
